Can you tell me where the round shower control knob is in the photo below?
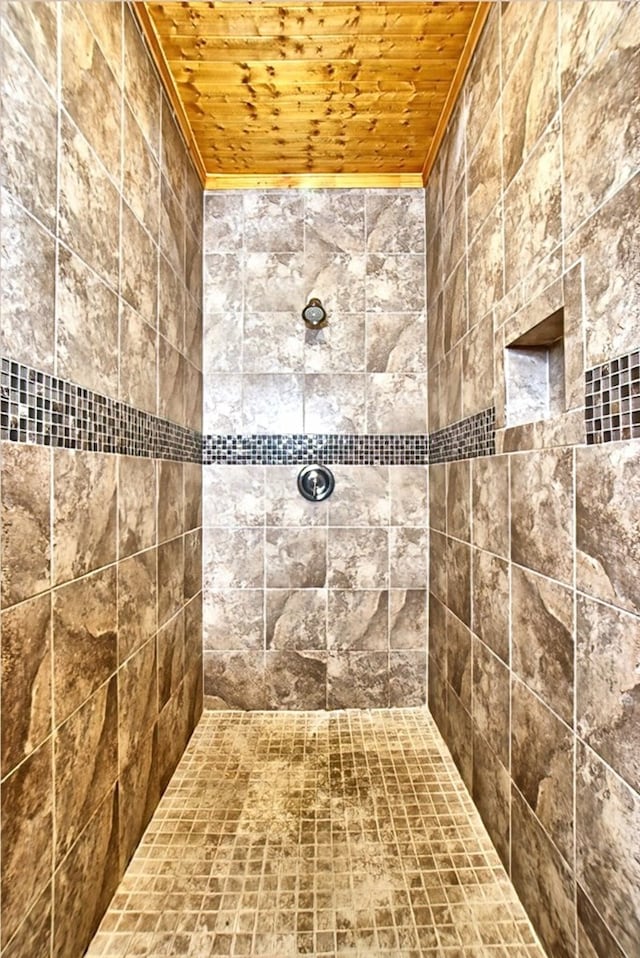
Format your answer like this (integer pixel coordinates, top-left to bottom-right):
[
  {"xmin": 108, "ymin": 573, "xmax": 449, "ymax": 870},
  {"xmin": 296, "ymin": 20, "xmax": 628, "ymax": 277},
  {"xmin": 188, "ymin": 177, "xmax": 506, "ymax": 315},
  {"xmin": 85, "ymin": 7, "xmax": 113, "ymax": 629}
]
[{"xmin": 297, "ymin": 464, "xmax": 335, "ymax": 502}]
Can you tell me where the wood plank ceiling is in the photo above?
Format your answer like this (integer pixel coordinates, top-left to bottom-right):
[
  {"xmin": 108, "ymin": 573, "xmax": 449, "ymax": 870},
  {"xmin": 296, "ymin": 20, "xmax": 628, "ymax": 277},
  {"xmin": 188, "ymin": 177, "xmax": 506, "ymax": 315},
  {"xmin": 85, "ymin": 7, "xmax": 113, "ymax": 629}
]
[{"xmin": 134, "ymin": 1, "xmax": 489, "ymax": 189}]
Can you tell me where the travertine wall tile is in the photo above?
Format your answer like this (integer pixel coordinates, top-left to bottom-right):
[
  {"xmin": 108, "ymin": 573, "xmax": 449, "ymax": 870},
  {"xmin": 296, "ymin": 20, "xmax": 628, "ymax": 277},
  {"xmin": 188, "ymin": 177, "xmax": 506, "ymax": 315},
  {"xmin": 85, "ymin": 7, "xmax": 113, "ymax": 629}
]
[
  {"xmin": 202, "ymin": 186, "xmax": 427, "ymax": 709},
  {"xmin": 576, "ymin": 743, "xmax": 640, "ymax": 956},
  {"xmin": 0, "ymin": 4, "xmax": 203, "ymax": 952},
  {"xmin": 427, "ymin": 5, "xmax": 638, "ymax": 955},
  {"xmin": 576, "ymin": 596, "xmax": 640, "ymax": 792},
  {"xmin": 511, "ymin": 788, "xmax": 576, "ymax": 958},
  {"xmin": 511, "ymin": 678, "xmax": 574, "ymax": 864},
  {"xmin": 1, "ymin": 18, "xmax": 57, "ymax": 232},
  {"xmin": 0, "ymin": 740, "xmax": 54, "ymax": 948},
  {"xmin": 0, "ymin": 594, "xmax": 52, "ymax": 776},
  {"xmin": 54, "ymin": 676, "xmax": 118, "ymax": 860}
]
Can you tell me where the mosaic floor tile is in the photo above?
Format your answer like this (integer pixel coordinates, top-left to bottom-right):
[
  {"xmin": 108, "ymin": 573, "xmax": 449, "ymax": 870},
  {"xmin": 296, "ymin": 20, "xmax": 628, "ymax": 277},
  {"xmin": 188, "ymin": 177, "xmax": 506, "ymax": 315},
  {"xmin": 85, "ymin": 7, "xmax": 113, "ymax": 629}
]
[{"xmin": 87, "ymin": 709, "xmax": 545, "ymax": 957}]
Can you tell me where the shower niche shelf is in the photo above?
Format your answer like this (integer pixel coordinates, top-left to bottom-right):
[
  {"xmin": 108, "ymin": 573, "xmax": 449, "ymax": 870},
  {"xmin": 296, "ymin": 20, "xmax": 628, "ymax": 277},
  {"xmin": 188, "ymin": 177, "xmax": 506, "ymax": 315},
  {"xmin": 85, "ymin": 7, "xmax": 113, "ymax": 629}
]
[{"xmin": 504, "ymin": 307, "xmax": 565, "ymax": 427}]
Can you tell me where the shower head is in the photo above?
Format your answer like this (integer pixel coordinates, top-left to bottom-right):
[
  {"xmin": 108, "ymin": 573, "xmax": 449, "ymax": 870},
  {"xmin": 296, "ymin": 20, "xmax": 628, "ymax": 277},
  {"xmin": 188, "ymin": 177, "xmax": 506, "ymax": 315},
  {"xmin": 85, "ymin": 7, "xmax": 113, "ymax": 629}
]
[{"xmin": 302, "ymin": 298, "xmax": 327, "ymax": 329}]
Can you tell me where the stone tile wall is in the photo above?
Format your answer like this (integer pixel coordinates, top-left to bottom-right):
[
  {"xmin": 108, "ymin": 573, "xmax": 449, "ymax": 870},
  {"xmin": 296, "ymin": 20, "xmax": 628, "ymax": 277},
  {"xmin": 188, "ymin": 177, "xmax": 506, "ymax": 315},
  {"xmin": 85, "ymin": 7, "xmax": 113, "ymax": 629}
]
[
  {"xmin": 426, "ymin": 4, "xmax": 640, "ymax": 957},
  {"xmin": 202, "ymin": 189, "xmax": 428, "ymax": 708},
  {"xmin": 0, "ymin": 3, "xmax": 203, "ymax": 955}
]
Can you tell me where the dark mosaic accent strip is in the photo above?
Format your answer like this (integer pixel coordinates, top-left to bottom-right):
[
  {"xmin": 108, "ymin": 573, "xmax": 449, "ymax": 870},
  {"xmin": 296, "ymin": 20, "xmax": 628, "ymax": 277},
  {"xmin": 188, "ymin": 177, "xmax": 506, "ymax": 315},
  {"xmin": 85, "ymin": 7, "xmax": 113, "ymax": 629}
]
[
  {"xmin": 586, "ymin": 348, "xmax": 640, "ymax": 444},
  {"xmin": 202, "ymin": 433, "xmax": 429, "ymax": 466},
  {"xmin": 429, "ymin": 407, "xmax": 496, "ymax": 464},
  {"xmin": 0, "ymin": 357, "xmax": 202, "ymax": 462}
]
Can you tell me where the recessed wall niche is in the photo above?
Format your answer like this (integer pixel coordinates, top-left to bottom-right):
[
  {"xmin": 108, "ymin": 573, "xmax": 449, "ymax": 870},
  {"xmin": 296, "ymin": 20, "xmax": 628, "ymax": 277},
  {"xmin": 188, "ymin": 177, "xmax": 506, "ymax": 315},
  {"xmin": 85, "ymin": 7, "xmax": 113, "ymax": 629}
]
[{"xmin": 505, "ymin": 308, "xmax": 565, "ymax": 427}]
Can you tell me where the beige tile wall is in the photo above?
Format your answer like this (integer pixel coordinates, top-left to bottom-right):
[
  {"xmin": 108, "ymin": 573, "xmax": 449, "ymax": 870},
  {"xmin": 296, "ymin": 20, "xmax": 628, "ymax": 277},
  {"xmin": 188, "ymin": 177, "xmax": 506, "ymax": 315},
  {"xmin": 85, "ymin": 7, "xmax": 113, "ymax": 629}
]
[
  {"xmin": 426, "ymin": 4, "xmax": 640, "ymax": 956},
  {"xmin": 201, "ymin": 189, "xmax": 428, "ymax": 708},
  {"xmin": 0, "ymin": 3, "xmax": 203, "ymax": 955}
]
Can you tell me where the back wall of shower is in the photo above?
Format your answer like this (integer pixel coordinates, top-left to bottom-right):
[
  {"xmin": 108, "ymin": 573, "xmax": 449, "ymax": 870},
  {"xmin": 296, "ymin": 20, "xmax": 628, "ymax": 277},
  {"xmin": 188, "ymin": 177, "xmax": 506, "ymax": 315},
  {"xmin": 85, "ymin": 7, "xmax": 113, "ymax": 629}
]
[{"xmin": 201, "ymin": 188, "xmax": 429, "ymax": 710}]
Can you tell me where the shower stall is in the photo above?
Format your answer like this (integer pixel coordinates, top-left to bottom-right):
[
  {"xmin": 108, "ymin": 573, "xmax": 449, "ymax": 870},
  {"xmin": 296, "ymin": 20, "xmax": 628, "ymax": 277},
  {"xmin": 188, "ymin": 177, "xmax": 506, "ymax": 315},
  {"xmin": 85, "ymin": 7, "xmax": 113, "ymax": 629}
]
[{"xmin": 1, "ymin": 2, "xmax": 638, "ymax": 957}]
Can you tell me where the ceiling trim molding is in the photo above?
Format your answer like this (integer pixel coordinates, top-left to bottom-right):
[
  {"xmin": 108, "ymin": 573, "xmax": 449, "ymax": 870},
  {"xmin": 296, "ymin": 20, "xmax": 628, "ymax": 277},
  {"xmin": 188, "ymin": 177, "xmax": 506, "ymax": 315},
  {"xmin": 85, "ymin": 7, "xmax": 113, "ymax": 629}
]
[
  {"xmin": 203, "ymin": 173, "xmax": 425, "ymax": 190},
  {"xmin": 132, "ymin": 2, "xmax": 208, "ymax": 186},
  {"xmin": 421, "ymin": 2, "xmax": 491, "ymax": 186}
]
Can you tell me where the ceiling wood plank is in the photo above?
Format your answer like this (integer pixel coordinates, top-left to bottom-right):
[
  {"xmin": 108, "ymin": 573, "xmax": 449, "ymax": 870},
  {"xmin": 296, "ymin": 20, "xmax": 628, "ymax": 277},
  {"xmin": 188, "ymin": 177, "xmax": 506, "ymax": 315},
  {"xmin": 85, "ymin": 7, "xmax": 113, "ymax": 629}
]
[
  {"xmin": 205, "ymin": 173, "xmax": 422, "ymax": 190},
  {"xmin": 205, "ymin": 173, "xmax": 426, "ymax": 189},
  {"xmin": 142, "ymin": 1, "xmax": 487, "ymax": 186},
  {"xmin": 157, "ymin": 33, "xmax": 469, "ymax": 63},
  {"xmin": 147, "ymin": 3, "xmax": 477, "ymax": 39},
  {"xmin": 168, "ymin": 60, "xmax": 459, "ymax": 85}
]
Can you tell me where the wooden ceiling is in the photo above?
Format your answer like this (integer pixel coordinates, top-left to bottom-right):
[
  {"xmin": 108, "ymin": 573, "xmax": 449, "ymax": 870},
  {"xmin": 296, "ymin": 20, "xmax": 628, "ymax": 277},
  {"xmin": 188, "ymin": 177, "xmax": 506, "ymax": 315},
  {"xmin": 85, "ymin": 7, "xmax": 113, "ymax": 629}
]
[{"xmin": 134, "ymin": 1, "xmax": 489, "ymax": 189}]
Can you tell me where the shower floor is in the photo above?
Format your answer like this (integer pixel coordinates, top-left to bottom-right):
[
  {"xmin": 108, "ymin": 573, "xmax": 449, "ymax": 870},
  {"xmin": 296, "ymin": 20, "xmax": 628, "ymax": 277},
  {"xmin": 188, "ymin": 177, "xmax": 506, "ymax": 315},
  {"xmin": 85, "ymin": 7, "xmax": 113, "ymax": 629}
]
[{"xmin": 87, "ymin": 709, "xmax": 544, "ymax": 957}]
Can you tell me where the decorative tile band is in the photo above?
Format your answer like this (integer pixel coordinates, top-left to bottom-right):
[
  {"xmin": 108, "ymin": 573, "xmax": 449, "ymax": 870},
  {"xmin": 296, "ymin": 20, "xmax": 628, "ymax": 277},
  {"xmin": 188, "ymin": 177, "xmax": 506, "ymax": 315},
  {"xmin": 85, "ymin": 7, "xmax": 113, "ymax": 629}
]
[
  {"xmin": 202, "ymin": 433, "xmax": 430, "ymax": 465},
  {"xmin": 0, "ymin": 357, "xmax": 202, "ymax": 462},
  {"xmin": 428, "ymin": 407, "xmax": 496, "ymax": 464},
  {"xmin": 586, "ymin": 348, "xmax": 640, "ymax": 444}
]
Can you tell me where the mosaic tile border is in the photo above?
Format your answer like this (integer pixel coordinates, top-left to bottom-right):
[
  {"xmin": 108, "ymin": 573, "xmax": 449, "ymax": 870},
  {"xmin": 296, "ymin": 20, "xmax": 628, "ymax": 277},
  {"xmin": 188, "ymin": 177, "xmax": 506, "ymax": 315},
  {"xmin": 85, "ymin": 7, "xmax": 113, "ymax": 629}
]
[
  {"xmin": 25, "ymin": 348, "xmax": 640, "ymax": 464},
  {"xmin": 586, "ymin": 348, "xmax": 640, "ymax": 444},
  {"xmin": 0, "ymin": 357, "xmax": 202, "ymax": 462},
  {"xmin": 202, "ymin": 432, "xmax": 430, "ymax": 465},
  {"xmin": 428, "ymin": 407, "xmax": 496, "ymax": 464}
]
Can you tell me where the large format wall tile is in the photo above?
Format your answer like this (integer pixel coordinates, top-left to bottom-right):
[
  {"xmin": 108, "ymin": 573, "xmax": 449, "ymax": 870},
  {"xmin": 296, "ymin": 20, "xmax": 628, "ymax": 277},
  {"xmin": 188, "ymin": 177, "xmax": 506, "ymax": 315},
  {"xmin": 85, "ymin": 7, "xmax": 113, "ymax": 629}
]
[
  {"xmin": 1, "ymin": 19, "xmax": 57, "ymax": 232},
  {"xmin": 53, "ymin": 566, "xmax": 117, "ymax": 726},
  {"xmin": 54, "ymin": 677, "xmax": 118, "ymax": 860},
  {"xmin": 0, "ymin": 593, "xmax": 52, "ymax": 776},
  {"xmin": 576, "ymin": 441, "xmax": 640, "ymax": 615},
  {"xmin": 61, "ymin": 3, "xmax": 120, "ymax": 182},
  {"xmin": 327, "ymin": 591, "xmax": 388, "ymax": 651},
  {"xmin": 562, "ymin": 5, "xmax": 640, "ymax": 235},
  {"xmin": 58, "ymin": 115, "xmax": 120, "ymax": 290},
  {"xmin": 576, "ymin": 743, "xmax": 640, "ymax": 957},
  {"xmin": 52, "ymin": 788, "xmax": 120, "ymax": 958},
  {"xmin": 511, "ymin": 564, "xmax": 574, "ymax": 724},
  {"xmin": 206, "ymin": 589, "xmax": 264, "ymax": 651},
  {"xmin": 576, "ymin": 595, "xmax": 640, "ymax": 791},
  {"xmin": 0, "ymin": 191, "xmax": 56, "ymax": 371},
  {"xmin": 118, "ymin": 548, "xmax": 157, "ymax": 661},
  {"xmin": 119, "ymin": 303, "xmax": 157, "ymax": 414},
  {"xmin": 204, "ymin": 650, "xmax": 266, "ymax": 710},
  {"xmin": 119, "ymin": 728, "xmax": 158, "ymax": 870},
  {"xmin": 1, "ymin": 881, "xmax": 52, "ymax": 958},
  {"xmin": 327, "ymin": 651, "xmax": 389, "ymax": 709},
  {"xmin": 57, "ymin": 246, "xmax": 119, "ymax": 397},
  {"xmin": 566, "ymin": 171, "xmax": 639, "ymax": 368},
  {"xmin": 472, "ymin": 639, "xmax": 509, "ymax": 766},
  {"xmin": 266, "ymin": 527, "xmax": 327, "ymax": 589},
  {"xmin": 53, "ymin": 450, "xmax": 117, "ymax": 585},
  {"xmin": 119, "ymin": 456, "xmax": 156, "ymax": 558},
  {"xmin": 204, "ymin": 528, "xmax": 263, "ymax": 590},
  {"xmin": 472, "ymin": 550, "xmax": 509, "ymax": 662},
  {"xmin": 267, "ymin": 589, "xmax": 326, "ymax": 651},
  {"xmin": 472, "ymin": 730, "xmax": 510, "ymax": 868},
  {"xmin": 510, "ymin": 449, "xmax": 574, "ymax": 585},
  {"xmin": 264, "ymin": 650, "xmax": 326, "ymax": 709},
  {"xmin": 501, "ymin": 3, "xmax": 559, "ymax": 188},
  {"xmin": 576, "ymin": 886, "xmax": 626, "ymax": 958},
  {"xmin": 1, "ymin": 442, "xmax": 51, "ymax": 608},
  {"xmin": 328, "ymin": 528, "xmax": 388, "ymax": 589},
  {"xmin": 0, "ymin": 740, "xmax": 53, "ymax": 948},
  {"xmin": 511, "ymin": 679, "xmax": 574, "ymax": 864},
  {"xmin": 389, "ymin": 590, "xmax": 427, "ymax": 650},
  {"xmin": 511, "ymin": 788, "xmax": 576, "ymax": 958},
  {"xmin": 328, "ymin": 466, "xmax": 388, "ymax": 527},
  {"xmin": 366, "ymin": 312, "xmax": 426, "ymax": 373}
]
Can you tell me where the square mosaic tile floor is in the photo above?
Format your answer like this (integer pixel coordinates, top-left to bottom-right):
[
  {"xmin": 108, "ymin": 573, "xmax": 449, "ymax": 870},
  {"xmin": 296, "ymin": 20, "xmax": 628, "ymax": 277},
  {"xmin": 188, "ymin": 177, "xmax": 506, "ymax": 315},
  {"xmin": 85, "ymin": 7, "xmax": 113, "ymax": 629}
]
[{"xmin": 87, "ymin": 709, "xmax": 545, "ymax": 957}]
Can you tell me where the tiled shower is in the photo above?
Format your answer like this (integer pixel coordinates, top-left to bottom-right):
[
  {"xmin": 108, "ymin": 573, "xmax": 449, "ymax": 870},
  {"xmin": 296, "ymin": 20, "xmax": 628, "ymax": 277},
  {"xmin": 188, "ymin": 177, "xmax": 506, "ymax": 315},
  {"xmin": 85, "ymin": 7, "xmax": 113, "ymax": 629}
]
[{"xmin": 1, "ymin": 2, "xmax": 638, "ymax": 958}]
